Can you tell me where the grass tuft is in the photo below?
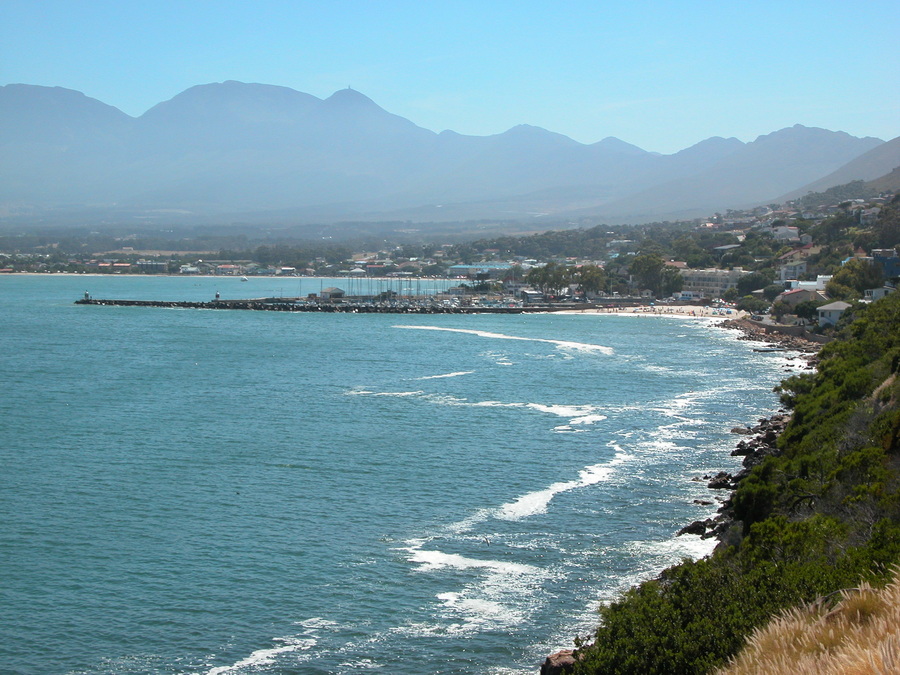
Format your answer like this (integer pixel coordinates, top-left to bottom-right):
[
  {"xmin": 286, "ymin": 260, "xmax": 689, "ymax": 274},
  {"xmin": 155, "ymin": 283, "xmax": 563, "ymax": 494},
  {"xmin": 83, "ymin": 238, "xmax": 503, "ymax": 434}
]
[{"xmin": 717, "ymin": 568, "xmax": 900, "ymax": 675}]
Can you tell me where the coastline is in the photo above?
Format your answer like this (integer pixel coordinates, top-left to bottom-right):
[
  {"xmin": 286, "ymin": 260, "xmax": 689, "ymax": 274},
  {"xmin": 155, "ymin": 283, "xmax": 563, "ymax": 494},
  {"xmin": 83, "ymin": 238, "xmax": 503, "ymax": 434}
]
[{"xmin": 541, "ymin": 318, "xmax": 820, "ymax": 675}]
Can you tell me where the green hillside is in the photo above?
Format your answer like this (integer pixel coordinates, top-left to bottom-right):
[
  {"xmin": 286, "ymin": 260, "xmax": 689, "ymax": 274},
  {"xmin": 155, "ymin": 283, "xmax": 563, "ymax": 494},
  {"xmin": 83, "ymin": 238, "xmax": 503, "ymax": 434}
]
[{"xmin": 573, "ymin": 291, "xmax": 900, "ymax": 674}]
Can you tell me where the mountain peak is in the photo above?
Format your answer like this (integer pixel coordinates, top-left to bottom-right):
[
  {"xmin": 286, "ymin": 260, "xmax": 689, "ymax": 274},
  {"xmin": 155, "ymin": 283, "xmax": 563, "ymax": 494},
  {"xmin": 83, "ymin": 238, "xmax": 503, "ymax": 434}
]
[
  {"xmin": 139, "ymin": 81, "xmax": 320, "ymax": 125},
  {"xmin": 592, "ymin": 136, "xmax": 647, "ymax": 155},
  {"xmin": 323, "ymin": 87, "xmax": 379, "ymax": 109}
]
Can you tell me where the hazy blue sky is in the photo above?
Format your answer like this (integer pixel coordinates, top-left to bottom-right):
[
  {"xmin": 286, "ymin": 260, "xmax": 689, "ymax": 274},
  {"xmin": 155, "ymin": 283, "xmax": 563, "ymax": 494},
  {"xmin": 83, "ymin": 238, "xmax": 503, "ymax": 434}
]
[{"xmin": 2, "ymin": 0, "xmax": 897, "ymax": 153}]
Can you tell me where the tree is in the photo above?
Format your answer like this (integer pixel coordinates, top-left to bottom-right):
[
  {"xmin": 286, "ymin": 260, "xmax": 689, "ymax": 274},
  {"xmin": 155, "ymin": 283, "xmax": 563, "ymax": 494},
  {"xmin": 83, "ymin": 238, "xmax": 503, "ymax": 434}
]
[
  {"xmin": 736, "ymin": 271, "xmax": 771, "ymax": 296},
  {"xmin": 762, "ymin": 284, "xmax": 785, "ymax": 302},
  {"xmin": 873, "ymin": 202, "xmax": 900, "ymax": 249},
  {"xmin": 661, "ymin": 267, "xmax": 684, "ymax": 296},
  {"xmin": 771, "ymin": 301, "xmax": 793, "ymax": 322},
  {"xmin": 811, "ymin": 213, "xmax": 856, "ymax": 245},
  {"xmin": 574, "ymin": 264, "xmax": 607, "ymax": 296},
  {"xmin": 794, "ymin": 299, "xmax": 827, "ymax": 321},
  {"xmin": 526, "ymin": 262, "xmax": 572, "ymax": 296},
  {"xmin": 736, "ymin": 295, "xmax": 769, "ymax": 314},
  {"xmin": 825, "ymin": 258, "xmax": 883, "ymax": 300},
  {"xmin": 629, "ymin": 253, "xmax": 665, "ymax": 297}
]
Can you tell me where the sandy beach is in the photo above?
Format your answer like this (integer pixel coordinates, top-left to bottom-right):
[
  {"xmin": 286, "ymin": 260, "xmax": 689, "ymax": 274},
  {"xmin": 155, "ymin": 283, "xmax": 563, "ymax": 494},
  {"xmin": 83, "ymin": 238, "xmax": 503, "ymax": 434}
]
[{"xmin": 557, "ymin": 304, "xmax": 748, "ymax": 319}]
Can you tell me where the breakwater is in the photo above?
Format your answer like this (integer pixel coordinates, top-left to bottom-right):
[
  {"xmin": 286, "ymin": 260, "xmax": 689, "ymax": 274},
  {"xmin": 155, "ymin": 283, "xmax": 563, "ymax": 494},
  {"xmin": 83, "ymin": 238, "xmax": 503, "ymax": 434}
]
[{"xmin": 74, "ymin": 297, "xmax": 578, "ymax": 313}]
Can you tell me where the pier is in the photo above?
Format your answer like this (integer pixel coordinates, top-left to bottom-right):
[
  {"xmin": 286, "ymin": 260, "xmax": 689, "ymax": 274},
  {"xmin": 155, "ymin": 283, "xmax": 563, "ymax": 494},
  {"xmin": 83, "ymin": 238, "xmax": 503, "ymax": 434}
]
[{"xmin": 74, "ymin": 297, "xmax": 584, "ymax": 313}]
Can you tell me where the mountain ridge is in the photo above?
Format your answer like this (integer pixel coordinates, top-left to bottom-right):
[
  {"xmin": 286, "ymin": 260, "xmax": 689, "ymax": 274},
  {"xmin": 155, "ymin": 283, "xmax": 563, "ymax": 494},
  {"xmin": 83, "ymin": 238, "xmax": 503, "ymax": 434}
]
[{"xmin": 0, "ymin": 81, "xmax": 892, "ymax": 224}]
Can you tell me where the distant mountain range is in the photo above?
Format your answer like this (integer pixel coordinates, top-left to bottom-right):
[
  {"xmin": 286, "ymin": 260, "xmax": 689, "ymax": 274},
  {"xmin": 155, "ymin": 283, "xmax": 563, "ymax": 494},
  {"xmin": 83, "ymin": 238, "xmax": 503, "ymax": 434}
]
[{"xmin": 1, "ymin": 81, "xmax": 897, "ymax": 225}]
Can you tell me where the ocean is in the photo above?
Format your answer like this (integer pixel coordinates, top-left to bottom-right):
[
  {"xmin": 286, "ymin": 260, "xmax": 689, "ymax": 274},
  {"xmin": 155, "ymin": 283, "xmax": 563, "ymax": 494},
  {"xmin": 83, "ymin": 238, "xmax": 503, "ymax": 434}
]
[{"xmin": 0, "ymin": 275, "xmax": 801, "ymax": 675}]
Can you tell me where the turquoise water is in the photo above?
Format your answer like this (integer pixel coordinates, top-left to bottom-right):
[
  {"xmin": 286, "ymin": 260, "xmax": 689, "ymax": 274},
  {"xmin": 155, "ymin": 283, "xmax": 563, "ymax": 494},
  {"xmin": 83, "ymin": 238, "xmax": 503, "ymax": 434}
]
[{"xmin": 0, "ymin": 276, "xmax": 799, "ymax": 675}]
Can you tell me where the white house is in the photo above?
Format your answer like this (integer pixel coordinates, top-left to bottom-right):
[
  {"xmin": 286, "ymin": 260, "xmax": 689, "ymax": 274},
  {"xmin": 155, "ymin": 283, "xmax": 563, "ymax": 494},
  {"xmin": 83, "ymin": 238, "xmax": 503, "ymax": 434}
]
[
  {"xmin": 817, "ymin": 301, "xmax": 852, "ymax": 327},
  {"xmin": 863, "ymin": 286, "xmax": 896, "ymax": 302}
]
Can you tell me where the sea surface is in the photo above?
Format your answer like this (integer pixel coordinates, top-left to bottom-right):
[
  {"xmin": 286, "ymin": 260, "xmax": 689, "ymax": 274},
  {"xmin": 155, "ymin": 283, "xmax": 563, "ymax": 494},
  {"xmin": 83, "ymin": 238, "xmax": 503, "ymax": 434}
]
[{"xmin": 0, "ymin": 275, "xmax": 804, "ymax": 675}]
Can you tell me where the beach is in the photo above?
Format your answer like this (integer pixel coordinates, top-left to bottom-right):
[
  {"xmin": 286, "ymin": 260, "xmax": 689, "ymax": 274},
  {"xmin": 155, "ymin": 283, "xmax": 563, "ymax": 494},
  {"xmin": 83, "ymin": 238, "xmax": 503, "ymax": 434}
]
[{"xmin": 557, "ymin": 304, "xmax": 748, "ymax": 319}]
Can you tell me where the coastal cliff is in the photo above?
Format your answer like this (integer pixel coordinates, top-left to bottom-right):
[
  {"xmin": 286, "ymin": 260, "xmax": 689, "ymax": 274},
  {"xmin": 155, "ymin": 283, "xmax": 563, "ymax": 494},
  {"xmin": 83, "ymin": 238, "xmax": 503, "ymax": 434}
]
[{"xmin": 561, "ymin": 292, "xmax": 900, "ymax": 674}]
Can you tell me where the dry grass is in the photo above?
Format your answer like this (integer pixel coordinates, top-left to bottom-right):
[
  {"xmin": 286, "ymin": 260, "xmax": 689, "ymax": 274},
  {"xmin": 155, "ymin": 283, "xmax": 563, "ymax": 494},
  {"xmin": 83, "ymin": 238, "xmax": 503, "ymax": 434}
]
[{"xmin": 716, "ymin": 569, "xmax": 900, "ymax": 675}]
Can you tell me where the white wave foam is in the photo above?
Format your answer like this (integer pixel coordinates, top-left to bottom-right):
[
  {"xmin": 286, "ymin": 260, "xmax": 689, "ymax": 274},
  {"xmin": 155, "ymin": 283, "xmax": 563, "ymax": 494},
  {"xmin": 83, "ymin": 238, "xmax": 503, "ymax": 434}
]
[
  {"xmin": 337, "ymin": 658, "xmax": 381, "ymax": 670},
  {"xmin": 482, "ymin": 350, "xmax": 516, "ymax": 366},
  {"xmin": 416, "ymin": 371, "xmax": 474, "ymax": 380},
  {"xmin": 345, "ymin": 387, "xmax": 425, "ymax": 398},
  {"xmin": 206, "ymin": 637, "xmax": 316, "ymax": 675},
  {"xmin": 570, "ymin": 413, "xmax": 607, "ymax": 425},
  {"xmin": 400, "ymin": 548, "xmax": 550, "ymax": 635},
  {"xmin": 293, "ymin": 616, "xmax": 339, "ymax": 630},
  {"xmin": 525, "ymin": 403, "xmax": 598, "ymax": 418},
  {"xmin": 370, "ymin": 390, "xmax": 424, "ymax": 397},
  {"xmin": 496, "ymin": 455, "xmax": 628, "ymax": 521},
  {"xmin": 348, "ymin": 389, "xmax": 607, "ymax": 428},
  {"xmin": 408, "ymin": 548, "xmax": 539, "ymax": 575},
  {"xmin": 627, "ymin": 533, "xmax": 718, "ymax": 568},
  {"xmin": 552, "ymin": 425, "xmax": 587, "ymax": 433},
  {"xmin": 446, "ymin": 508, "xmax": 493, "ymax": 534},
  {"xmin": 436, "ymin": 592, "xmax": 523, "ymax": 628},
  {"xmin": 395, "ymin": 325, "xmax": 613, "ymax": 355}
]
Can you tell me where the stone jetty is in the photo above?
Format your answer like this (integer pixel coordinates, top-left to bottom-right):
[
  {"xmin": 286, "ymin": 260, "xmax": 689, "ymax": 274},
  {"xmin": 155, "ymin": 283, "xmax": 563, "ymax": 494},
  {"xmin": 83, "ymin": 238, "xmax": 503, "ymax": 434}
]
[{"xmin": 74, "ymin": 297, "xmax": 579, "ymax": 314}]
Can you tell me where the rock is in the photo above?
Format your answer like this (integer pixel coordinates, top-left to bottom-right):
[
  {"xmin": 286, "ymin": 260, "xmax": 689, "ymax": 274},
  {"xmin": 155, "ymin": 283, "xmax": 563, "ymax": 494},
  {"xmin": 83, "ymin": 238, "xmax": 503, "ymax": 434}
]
[
  {"xmin": 731, "ymin": 440, "xmax": 751, "ymax": 456},
  {"xmin": 707, "ymin": 472, "xmax": 732, "ymax": 489},
  {"xmin": 693, "ymin": 499, "xmax": 713, "ymax": 506},
  {"xmin": 731, "ymin": 426, "xmax": 753, "ymax": 434},
  {"xmin": 541, "ymin": 649, "xmax": 577, "ymax": 675},
  {"xmin": 678, "ymin": 520, "xmax": 708, "ymax": 536}
]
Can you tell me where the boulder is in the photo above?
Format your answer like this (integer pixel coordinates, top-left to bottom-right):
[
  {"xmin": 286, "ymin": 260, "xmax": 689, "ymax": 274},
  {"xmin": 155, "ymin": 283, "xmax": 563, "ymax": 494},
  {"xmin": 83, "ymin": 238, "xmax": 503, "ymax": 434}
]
[
  {"xmin": 541, "ymin": 649, "xmax": 577, "ymax": 675},
  {"xmin": 678, "ymin": 520, "xmax": 708, "ymax": 536},
  {"xmin": 707, "ymin": 472, "xmax": 732, "ymax": 489}
]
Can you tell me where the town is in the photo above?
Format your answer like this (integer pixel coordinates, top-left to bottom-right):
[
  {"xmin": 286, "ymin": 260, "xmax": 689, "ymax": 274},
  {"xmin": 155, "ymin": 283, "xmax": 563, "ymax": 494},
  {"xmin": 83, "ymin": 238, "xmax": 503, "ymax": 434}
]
[{"xmin": 4, "ymin": 185, "xmax": 899, "ymax": 332}]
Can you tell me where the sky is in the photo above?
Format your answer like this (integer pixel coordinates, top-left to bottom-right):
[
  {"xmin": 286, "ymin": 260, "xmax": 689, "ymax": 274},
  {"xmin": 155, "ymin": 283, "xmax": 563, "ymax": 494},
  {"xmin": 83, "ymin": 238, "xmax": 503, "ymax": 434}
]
[{"xmin": 2, "ymin": 0, "xmax": 898, "ymax": 154}]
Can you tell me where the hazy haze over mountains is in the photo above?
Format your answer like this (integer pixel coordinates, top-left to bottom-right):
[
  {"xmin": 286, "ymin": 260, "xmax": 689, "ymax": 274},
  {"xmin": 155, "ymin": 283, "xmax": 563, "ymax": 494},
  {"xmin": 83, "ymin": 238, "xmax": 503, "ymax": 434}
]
[{"xmin": 1, "ymin": 81, "xmax": 895, "ymax": 225}]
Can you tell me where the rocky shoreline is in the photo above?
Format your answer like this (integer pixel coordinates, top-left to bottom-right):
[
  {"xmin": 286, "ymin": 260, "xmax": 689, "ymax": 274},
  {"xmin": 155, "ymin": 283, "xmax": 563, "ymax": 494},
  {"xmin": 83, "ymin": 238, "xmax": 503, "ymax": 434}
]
[
  {"xmin": 540, "ymin": 413, "xmax": 794, "ymax": 674},
  {"xmin": 719, "ymin": 317, "xmax": 822, "ymax": 355},
  {"xmin": 678, "ymin": 413, "xmax": 790, "ymax": 543},
  {"xmin": 540, "ymin": 321, "xmax": 823, "ymax": 674}
]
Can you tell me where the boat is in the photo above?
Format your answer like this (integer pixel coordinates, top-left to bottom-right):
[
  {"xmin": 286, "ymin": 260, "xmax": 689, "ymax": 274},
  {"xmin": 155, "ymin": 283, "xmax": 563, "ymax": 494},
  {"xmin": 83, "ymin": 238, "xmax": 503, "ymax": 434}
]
[{"xmin": 241, "ymin": 276, "xmax": 248, "ymax": 281}]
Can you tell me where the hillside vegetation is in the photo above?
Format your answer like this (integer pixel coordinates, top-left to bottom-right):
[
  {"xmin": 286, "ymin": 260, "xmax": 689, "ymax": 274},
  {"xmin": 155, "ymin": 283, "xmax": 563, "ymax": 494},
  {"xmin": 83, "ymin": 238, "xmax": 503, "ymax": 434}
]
[{"xmin": 573, "ymin": 290, "xmax": 900, "ymax": 674}]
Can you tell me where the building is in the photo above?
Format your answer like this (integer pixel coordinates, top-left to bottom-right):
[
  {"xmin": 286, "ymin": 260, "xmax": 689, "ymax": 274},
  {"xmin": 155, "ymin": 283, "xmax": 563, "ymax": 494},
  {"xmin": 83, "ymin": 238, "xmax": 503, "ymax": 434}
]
[
  {"xmin": 320, "ymin": 287, "xmax": 345, "ymax": 301},
  {"xmin": 772, "ymin": 225, "xmax": 801, "ymax": 242},
  {"xmin": 777, "ymin": 260, "xmax": 807, "ymax": 283},
  {"xmin": 775, "ymin": 288, "xmax": 826, "ymax": 308},
  {"xmin": 786, "ymin": 275, "xmax": 832, "ymax": 292},
  {"xmin": 863, "ymin": 286, "xmax": 896, "ymax": 302},
  {"xmin": 872, "ymin": 249, "xmax": 900, "ymax": 280},
  {"xmin": 818, "ymin": 301, "xmax": 852, "ymax": 327},
  {"xmin": 447, "ymin": 263, "xmax": 515, "ymax": 279},
  {"xmin": 679, "ymin": 268, "xmax": 750, "ymax": 298},
  {"xmin": 136, "ymin": 259, "xmax": 169, "ymax": 274}
]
